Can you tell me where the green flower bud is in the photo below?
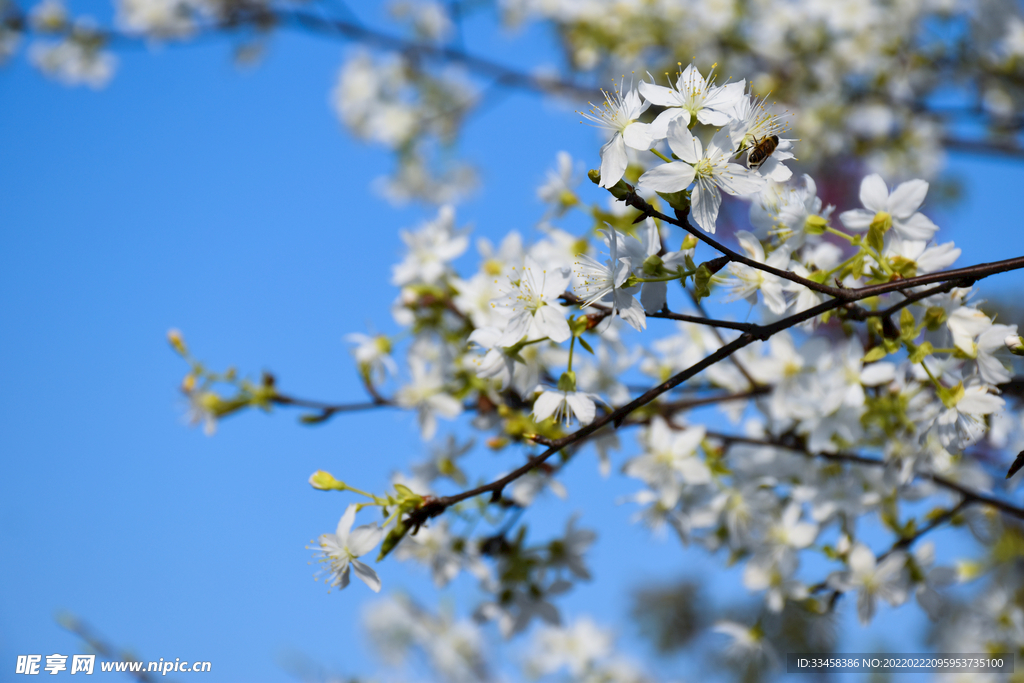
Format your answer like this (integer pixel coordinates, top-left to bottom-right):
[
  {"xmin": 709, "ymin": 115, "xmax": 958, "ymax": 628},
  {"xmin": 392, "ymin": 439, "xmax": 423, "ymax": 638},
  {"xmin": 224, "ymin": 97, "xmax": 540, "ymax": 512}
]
[
  {"xmin": 642, "ymin": 253, "xmax": 664, "ymax": 275},
  {"xmin": 557, "ymin": 371, "xmax": 577, "ymax": 392},
  {"xmin": 308, "ymin": 470, "xmax": 347, "ymax": 491},
  {"xmin": 804, "ymin": 214, "xmax": 828, "ymax": 235}
]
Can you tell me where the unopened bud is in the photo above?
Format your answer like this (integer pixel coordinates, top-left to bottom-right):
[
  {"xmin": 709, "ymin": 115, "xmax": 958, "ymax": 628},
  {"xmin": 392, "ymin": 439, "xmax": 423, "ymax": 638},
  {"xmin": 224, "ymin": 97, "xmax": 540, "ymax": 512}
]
[
  {"xmin": 869, "ymin": 211, "xmax": 893, "ymax": 233},
  {"xmin": 804, "ymin": 214, "xmax": 828, "ymax": 235},
  {"xmin": 588, "ymin": 169, "xmax": 634, "ymax": 199},
  {"xmin": 308, "ymin": 470, "xmax": 347, "ymax": 491},
  {"xmin": 557, "ymin": 371, "xmax": 577, "ymax": 392},
  {"xmin": 167, "ymin": 328, "xmax": 187, "ymax": 355},
  {"xmin": 1005, "ymin": 334, "xmax": 1024, "ymax": 356},
  {"xmin": 642, "ymin": 253, "xmax": 664, "ymax": 275}
]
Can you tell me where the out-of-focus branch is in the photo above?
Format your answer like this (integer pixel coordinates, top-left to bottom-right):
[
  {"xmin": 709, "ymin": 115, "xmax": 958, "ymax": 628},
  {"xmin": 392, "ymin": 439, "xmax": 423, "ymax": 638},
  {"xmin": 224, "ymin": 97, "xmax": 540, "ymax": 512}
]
[
  {"xmin": 57, "ymin": 613, "xmax": 157, "ymax": 683},
  {"xmin": 8, "ymin": 4, "xmax": 1024, "ymax": 159},
  {"xmin": 706, "ymin": 431, "xmax": 1024, "ymax": 521},
  {"xmin": 271, "ymin": 393, "xmax": 391, "ymax": 423}
]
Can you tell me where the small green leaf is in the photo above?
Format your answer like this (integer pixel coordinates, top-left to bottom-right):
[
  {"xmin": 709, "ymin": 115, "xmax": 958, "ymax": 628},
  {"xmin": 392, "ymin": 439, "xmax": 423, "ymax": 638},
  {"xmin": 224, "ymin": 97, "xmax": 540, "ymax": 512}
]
[
  {"xmin": 908, "ymin": 341, "xmax": 934, "ymax": 363},
  {"xmin": 864, "ymin": 346, "xmax": 889, "ymax": 362},
  {"xmin": 900, "ymin": 308, "xmax": 915, "ymax": 329},
  {"xmin": 377, "ymin": 521, "xmax": 409, "ymax": 561}
]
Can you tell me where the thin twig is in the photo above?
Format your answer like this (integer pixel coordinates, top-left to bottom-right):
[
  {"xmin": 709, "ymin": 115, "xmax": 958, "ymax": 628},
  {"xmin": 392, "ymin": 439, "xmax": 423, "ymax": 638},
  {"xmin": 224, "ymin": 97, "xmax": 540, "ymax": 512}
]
[{"xmin": 705, "ymin": 431, "xmax": 1024, "ymax": 520}]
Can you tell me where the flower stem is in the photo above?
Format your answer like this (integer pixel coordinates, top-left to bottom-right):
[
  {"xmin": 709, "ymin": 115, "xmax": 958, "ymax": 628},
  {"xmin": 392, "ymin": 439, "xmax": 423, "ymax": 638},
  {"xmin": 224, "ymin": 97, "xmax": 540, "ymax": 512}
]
[
  {"xmin": 919, "ymin": 361, "xmax": 944, "ymax": 391},
  {"xmin": 650, "ymin": 148, "xmax": 673, "ymax": 163},
  {"xmin": 825, "ymin": 226, "xmax": 856, "ymax": 244}
]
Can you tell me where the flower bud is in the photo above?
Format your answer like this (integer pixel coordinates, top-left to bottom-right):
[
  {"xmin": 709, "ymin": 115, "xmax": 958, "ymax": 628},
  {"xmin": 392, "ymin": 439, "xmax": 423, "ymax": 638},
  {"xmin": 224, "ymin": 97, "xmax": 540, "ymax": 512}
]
[
  {"xmin": 804, "ymin": 214, "xmax": 828, "ymax": 235},
  {"xmin": 1005, "ymin": 334, "xmax": 1024, "ymax": 356},
  {"xmin": 308, "ymin": 470, "xmax": 347, "ymax": 491},
  {"xmin": 587, "ymin": 169, "xmax": 633, "ymax": 199},
  {"xmin": 869, "ymin": 211, "xmax": 893, "ymax": 233},
  {"xmin": 557, "ymin": 371, "xmax": 577, "ymax": 392},
  {"xmin": 167, "ymin": 328, "xmax": 187, "ymax": 355}
]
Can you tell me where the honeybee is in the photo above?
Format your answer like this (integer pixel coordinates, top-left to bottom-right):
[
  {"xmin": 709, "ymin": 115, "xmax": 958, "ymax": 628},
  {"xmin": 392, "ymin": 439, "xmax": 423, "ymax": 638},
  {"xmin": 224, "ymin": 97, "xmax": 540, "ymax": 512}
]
[{"xmin": 745, "ymin": 134, "xmax": 779, "ymax": 170}]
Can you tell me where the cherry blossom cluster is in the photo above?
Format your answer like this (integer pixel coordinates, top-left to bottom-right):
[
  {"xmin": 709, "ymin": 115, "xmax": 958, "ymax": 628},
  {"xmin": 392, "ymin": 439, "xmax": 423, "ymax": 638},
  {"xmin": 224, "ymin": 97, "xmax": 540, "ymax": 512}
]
[{"xmin": 163, "ymin": 61, "xmax": 1024, "ymax": 674}]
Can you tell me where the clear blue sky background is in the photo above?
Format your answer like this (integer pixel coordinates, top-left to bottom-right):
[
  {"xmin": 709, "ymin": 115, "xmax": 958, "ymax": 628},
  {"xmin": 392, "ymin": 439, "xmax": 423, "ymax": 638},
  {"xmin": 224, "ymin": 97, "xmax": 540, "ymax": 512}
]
[{"xmin": 3, "ymin": 4, "xmax": 1024, "ymax": 682}]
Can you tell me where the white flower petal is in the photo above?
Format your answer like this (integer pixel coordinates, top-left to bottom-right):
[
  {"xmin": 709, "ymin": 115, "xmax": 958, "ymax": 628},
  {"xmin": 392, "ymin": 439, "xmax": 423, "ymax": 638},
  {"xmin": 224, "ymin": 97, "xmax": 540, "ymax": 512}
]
[
  {"xmin": 336, "ymin": 504, "xmax": 358, "ymax": 541},
  {"xmin": 347, "ymin": 524, "xmax": 384, "ymax": 557},
  {"xmin": 351, "ymin": 559, "xmax": 382, "ymax": 592},
  {"xmin": 666, "ymin": 118, "xmax": 702, "ymax": 163},
  {"xmin": 887, "ymin": 179, "xmax": 928, "ymax": 217},
  {"xmin": 535, "ymin": 304, "xmax": 571, "ymax": 342},
  {"xmin": 859, "ymin": 174, "xmax": 890, "ymax": 212},
  {"xmin": 622, "ymin": 121, "xmax": 654, "ymax": 150},
  {"xmin": 839, "ymin": 208, "xmax": 874, "ymax": 231},
  {"xmin": 690, "ymin": 178, "xmax": 721, "ymax": 233},
  {"xmin": 638, "ymin": 161, "xmax": 696, "ymax": 193},
  {"xmin": 533, "ymin": 391, "xmax": 564, "ymax": 422},
  {"xmin": 599, "ymin": 134, "xmax": 628, "ymax": 188}
]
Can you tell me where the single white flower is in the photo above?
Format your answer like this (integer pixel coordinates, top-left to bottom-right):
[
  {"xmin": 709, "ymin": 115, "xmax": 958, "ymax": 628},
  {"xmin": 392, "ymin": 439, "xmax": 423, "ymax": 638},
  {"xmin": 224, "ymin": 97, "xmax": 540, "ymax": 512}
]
[
  {"xmin": 580, "ymin": 81, "xmax": 654, "ymax": 188},
  {"xmin": 395, "ymin": 357, "xmax": 463, "ymax": 440},
  {"xmin": 721, "ymin": 230, "xmax": 791, "ymax": 315},
  {"xmin": 728, "ymin": 91, "xmax": 794, "ymax": 182},
  {"xmin": 638, "ymin": 120, "xmax": 763, "ymax": 233},
  {"xmin": 537, "ymin": 150, "xmax": 580, "ymax": 212},
  {"xmin": 828, "ymin": 543, "xmax": 908, "ymax": 624},
  {"xmin": 883, "ymin": 239, "xmax": 961, "ymax": 276},
  {"xmin": 713, "ymin": 620, "xmax": 778, "ymax": 668},
  {"xmin": 839, "ymin": 174, "xmax": 939, "ymax": 242},
  {"xmin": 311, "ymin": 504, "xmax": 384, "ymax": 592},
  {"xmin": 527, "ymin": 618, "xmax": 612, "ymax": 676},
  {"xmin": 492, "ymin": 256, "xmax": 572, "ymax": 346},
  {"xmin": 391, "ymin": 205, "xmax": 469, "ymax": 286},
  {"xmin": 345, "ymin": 332, "xmax": 397, "ymax": 382},
  {"xmin": 624, "ymin": 417, "xmax": 711, "ymax": 489},
  {"xmin": 467, "ymin": 326, "xmax": 517, "ymax": 389},
  {"xmin": 532, "ymin": 381, "xmax": 602, "ymax": 426},
  {"xmin": 930, "ymin": 378, "xmax": 1005, "ymax": 450},
  {"xmin": 638, "ymin": 64, "xmax": 745, "ymax": 137},
  {"xmin": 573, "ymin": 229, "xmax": 646, "ymax": 331},
  {"xmin": 394, "ymin": 521, "xmax": 464, "ymax": 588}
]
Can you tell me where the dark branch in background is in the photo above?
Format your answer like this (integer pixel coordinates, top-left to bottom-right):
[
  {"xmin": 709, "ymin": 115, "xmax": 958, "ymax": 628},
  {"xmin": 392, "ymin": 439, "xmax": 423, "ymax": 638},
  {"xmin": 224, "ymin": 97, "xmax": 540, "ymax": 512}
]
[
  {"xmin": 271, "ymin": 393, "xmax": 390, "ymax": 422},
  {"xmin": 687, "ymin": 288, "xmax": 761, "ymax": 389},
  {"xmin": 560, "ymin": 291, "xmax": 757, "ymax": 331},
  {"xmin": 57, "ymin": 613, "xmax": 156, "ymax": 683},
  {"xmin": 7, "ymin": 4, "xmax": 1024, "ymax": 158},
  {"xmin": 705, "ymin": 431, "xmax": 1024, "ymax": 520},
  {"xmin": 712, "ymin": 430, "xmax": 1024, "ymax": 520},
  {"xmin": 807, "ymin": 500, "xmax": 970, "ymax": 604}
]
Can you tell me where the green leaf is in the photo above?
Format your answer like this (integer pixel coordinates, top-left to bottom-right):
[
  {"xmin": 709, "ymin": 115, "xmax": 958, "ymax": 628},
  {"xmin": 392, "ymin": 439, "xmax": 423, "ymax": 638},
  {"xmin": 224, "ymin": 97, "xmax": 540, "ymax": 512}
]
[
  {"xmin": 377, "ymin": 521, "xmax": 409, "ymax": 561},
  {"xmin": 866, "ymin": 224, "xmax": 885, "ymax": 253},
  {"xmin": 899, "ymin": 308, "xmax": 915, "ymax": 330},
  {"xmin": 908, "ymin": 341, "xmax": 934, "ymax": 363},
  {"xmin": 578, "ymin": 336, "xmax": 595, "ymax": 355},
  {"xmin": 864, "ymin": 345, "xmax": 889, "ymax": 362}
]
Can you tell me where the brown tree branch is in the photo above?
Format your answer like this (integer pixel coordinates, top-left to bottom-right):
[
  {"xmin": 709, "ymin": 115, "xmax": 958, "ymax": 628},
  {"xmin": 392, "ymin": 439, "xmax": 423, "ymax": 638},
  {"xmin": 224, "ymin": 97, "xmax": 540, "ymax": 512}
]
[{"xmin": 406, "ymin": 256, "xmax": 1024, "ymax": 528}]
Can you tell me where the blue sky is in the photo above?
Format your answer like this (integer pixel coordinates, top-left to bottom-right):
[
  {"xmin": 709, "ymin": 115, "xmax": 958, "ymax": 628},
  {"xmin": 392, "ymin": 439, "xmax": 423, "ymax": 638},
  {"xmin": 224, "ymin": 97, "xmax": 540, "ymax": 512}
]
[{"xmin": 3, "ymin": 4, "xmax": 1024, "ymax": 682}]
